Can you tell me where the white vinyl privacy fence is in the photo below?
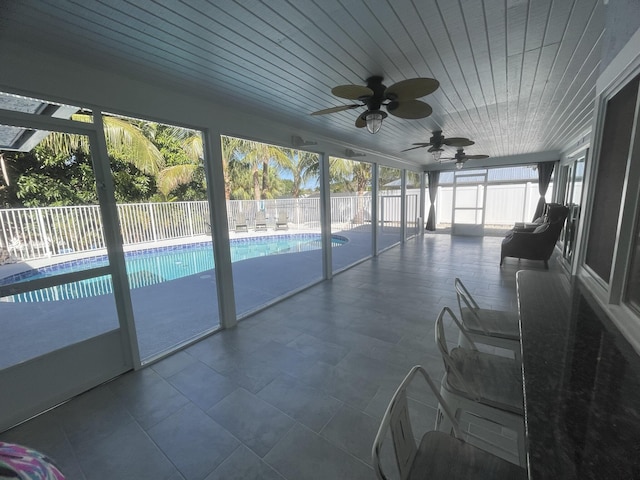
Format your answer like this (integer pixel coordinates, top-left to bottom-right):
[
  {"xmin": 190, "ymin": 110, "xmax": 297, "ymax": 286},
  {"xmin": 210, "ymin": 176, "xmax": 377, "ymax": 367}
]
[{"xmin": 435, "ymin": 182, "xmax": 548, "ymax": 227}]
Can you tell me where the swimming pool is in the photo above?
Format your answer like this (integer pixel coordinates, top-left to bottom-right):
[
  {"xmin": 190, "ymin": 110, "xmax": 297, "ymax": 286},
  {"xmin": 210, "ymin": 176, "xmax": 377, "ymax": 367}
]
[{"xmin": 1, "ymin": 234, "xmax": 347, "ymax": 302}]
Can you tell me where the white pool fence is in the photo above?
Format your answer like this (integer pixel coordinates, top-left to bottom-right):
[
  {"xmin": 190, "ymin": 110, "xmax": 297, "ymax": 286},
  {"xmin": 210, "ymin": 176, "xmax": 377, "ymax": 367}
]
[{"xmin": 1, "ymin": 183, "xmax": 543, "ymax": 261}]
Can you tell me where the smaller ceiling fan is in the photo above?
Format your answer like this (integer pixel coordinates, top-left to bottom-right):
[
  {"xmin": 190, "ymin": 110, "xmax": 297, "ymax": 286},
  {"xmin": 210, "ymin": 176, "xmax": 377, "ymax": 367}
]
[
  {"xmin": 440, "ymin": 148, "xmax": 489, "ymax": 169},
  {"xmin": 402, "ymin": 130, "xmax": 474, "ymax": 161},
  {"xmin": 311, "ymin": 76, "xmax": 439, "ymax": 134}
]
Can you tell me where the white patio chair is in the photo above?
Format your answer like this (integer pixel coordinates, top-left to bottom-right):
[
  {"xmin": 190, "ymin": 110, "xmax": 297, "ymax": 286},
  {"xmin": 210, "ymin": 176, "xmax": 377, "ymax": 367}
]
[
  {"xmin": 454, "ymin": 278, "xmax": 520, "ymax": 360},
  {"xmin": 435, "ymin": 306, "xmax": 526, "ymax": 466},
  {"xmin": 372, "ymin": 365, "xmax": 527, "ymax": 480}
]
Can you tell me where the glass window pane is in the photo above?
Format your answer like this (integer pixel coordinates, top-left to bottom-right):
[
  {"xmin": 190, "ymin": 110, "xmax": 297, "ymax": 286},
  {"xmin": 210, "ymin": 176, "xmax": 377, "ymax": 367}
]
[
  {"xmin": 405, "ymin": 172, "xmax": 420, "ymax": 237},
  {"xmin": 378, "ymin": 166, "xmax": 402, "ymax": 250},
  {"xmin": 329, "ymin": 157, "xmax": 373, "ymax": 272},
  {"xmin": 223, "ymin": 136, "xmax": 323, "ymax": 317},
  {"xmin": 0, "ymin": 275, "xmax": 119, "ymax": 368},
  {"xmin": 0, "ymin": 122, "xmax": 119, "ymax": 369},
  {"xmin": 105, "ymin": 114, "xmax": 218, "ymax": 362},
  {"xmin": 586, "ymin": 75, "xmax": 640, "ymax": 282}
]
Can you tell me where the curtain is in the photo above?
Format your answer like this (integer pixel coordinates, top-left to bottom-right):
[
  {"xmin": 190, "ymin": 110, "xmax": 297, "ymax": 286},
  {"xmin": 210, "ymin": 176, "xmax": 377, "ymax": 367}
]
[
  {"xmin": 533, "ymin": 162, "xmax": 555, "ymax": 220},
  {"xmin": 426, "ymin": 171, "xmax": 440, "ymax": 231}
]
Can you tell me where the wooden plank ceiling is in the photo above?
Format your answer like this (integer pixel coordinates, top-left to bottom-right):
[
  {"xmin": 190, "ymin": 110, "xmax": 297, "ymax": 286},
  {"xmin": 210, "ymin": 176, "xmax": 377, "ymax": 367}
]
[{"xmin": 0, "ymin": 0, "xmax": 605, "ymax": 167}]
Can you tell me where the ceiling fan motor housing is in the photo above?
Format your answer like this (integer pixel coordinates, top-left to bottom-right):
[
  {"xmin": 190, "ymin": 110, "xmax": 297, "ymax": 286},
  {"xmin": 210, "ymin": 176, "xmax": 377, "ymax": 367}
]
[{"xmin": 362, "ymin": 76, "xmax": 387, "ymax": 111}]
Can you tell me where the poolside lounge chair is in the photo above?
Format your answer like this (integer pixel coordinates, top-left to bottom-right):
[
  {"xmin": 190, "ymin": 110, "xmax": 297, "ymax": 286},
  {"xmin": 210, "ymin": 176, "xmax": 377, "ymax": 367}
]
[
  {"xmin": 254, "ymin": 210, "xmax": 267, "ymax": 231},
  {"xmin": 234, "ymin": 211, "xmax": 248, "ymax": 232},
  {"xmin": 275, "ymin": 211, "xmax": 288, "ymax": 230}
]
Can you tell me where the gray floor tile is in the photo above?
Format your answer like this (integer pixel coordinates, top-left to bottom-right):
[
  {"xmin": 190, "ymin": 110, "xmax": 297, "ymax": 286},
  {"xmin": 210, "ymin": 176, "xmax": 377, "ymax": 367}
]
[
  {"xmin": 108, "ymin": 368, "xmax": 190, "ymax": 430},
  {"xmin": 1, "ymin": 235, "xmax": 535, "ymax": 479},
  {"xmin": 204, "ymin": 445, "xmax": 285, "ymax": 480},
  {"xmin": 207, "ymin": 388, "xmax": 294, "ymax": 457},
  {"xmin": 166, "ymin": 361, "xmax": 236, "ymax": 411},
  {"xmin": 216, "ymin": 356, "xmax": 282, "ymax": 393},
  {"xmin": 148, "ymin": 402, "xmax": 239, "ymax": 480},
  {"xmin": 73, "ymin": 421, "xmax": 181, "ymax": 480},
  {"xmin": 264, "ymin": 423, "xmax": 372, "ymax": 480},
  {"xmin": 0, "ymin": 412, "xmax": 86, "ymax": 480},
  {"xmin": 296, "ymin": 361, "xmax": 379, "ymax": 410},
  {"xmin": 320, "ymin": 404, "xmax": 380, "ymax": 464},
  {"xmin": 249, "ymin": 340, "xmax": 318, "ymax": 377},
  {"xmin": 151, "ymin": 350, "xmax": 198, "ymax": 378},
  {"xmin": 285, "ymin": 333, "xmax": 350, "ymax": 365},
  {"xmin": 257, "ymin": 374, "xmax": 343, "ymax": 432},
  {"xmin": 55, "ymin": 385, "xmax": 135, "ymax": 449}
]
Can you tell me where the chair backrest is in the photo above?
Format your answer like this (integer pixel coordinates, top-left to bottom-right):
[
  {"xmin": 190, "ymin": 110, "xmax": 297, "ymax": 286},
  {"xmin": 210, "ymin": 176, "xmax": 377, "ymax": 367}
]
[
  {"xmin": 435, "ymin": 307, "xmax": 481, "ymax": 400},
  {"xmin": 235, "ymin": 211, "xmax": 247, "ymax": 224},
  {"xmin": 372, "ymin": 365, "xmax": 462, "ymax": 480},
  {"xmin": 255, "ymin": 210, "xmax": 266, "ymax": 223},
  {"xmin": 277, "ymin": 211, "xmax": 287, "ymax": 222},
  {"xmin": 454, "ymin": 278, "xmax": 489, "ymax": 334}
]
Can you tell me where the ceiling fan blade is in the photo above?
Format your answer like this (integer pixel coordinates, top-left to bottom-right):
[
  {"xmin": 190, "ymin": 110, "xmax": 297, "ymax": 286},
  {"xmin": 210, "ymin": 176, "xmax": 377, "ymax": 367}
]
[
  {"xmin": 311, "ymin": 104, "xmax": 361, "ymax": 115},
  {"xmin": 465, "ymin": 154, "xmax": 490, "ymax": 159},
  {"xmin": 332, "ymin": 85, "xmax": 374, "ymax": 100},
  {"xmin": 355, "ymin": 115, "xmax": 366, "ymax": 128},
  {"xmin": 385, "ymin": 78, "xmax": 439, "ymax": 100},
  {"xmin": 443, "ymin": 137, "xmax": 474, "ymax": 147},
  {"xmin": 387, "ymin": 100, "xmax": 432, "ymax": 119},
  {"xmin": 401, "ymin": 144, "xmax": 429, "ymax": 152}
]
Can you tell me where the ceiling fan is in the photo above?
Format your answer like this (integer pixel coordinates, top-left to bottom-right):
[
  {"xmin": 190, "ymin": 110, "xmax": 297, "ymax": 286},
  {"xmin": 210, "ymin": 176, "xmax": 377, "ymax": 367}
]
[
  {"xmin": 402, "ymin": 130, "xmax": 474, "ymax": 161},
  {"xmin": 440, "ymin": 148, "xmax": 489, "ymax": 169},
  {"xmin": 311, "ymin": 76, "xmax": 439, "ymax": 134}
]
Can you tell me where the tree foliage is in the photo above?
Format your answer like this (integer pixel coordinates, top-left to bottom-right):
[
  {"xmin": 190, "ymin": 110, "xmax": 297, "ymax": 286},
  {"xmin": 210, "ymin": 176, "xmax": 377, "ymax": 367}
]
[{"xmin": 0, "ymin": 115, "xmax": 403, "ymax": 210}]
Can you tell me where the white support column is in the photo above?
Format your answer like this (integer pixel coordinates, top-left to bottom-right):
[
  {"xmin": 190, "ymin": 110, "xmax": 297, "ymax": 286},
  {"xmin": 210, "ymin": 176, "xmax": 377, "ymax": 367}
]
[
  {"xmin": 372, "ymin": 164, "xmax": 379, "ymax": 255},
  {"xmin": 401, "ymin": 169, "xmax": 407, "ymax": 242},
  {"xmin": 90, "ymin": 113, "xmax": 139, "ymax": 368},
  {"xmin": 319, "ymin": 152, "xmax": 332, "ymax": 279},
  {"xmin": 204, "ymin": 132, "xmax": 237, "ymax": 329},
  {"xmin": 419, "ymin": 171, "xmax": 426, "ymax": 235}
]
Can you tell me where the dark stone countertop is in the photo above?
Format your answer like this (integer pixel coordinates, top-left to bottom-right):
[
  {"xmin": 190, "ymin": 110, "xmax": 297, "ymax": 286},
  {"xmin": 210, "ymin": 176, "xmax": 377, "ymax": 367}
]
[{"xmin": 517, "ymin": 271, "xmax": 640, "ymax": 480}]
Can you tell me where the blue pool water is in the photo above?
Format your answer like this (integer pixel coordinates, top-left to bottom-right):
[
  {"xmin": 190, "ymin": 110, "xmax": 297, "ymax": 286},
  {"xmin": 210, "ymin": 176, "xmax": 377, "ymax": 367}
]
[{"xmin": 2, "ymin": 234, "xmax": 347, "ymax": 302}]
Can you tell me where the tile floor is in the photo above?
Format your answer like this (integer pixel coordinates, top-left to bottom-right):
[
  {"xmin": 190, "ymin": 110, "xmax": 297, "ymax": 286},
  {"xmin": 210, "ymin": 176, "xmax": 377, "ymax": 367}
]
[{"xmin": 0, "ymin": 233, "xmax": 560, "ymax": 479}]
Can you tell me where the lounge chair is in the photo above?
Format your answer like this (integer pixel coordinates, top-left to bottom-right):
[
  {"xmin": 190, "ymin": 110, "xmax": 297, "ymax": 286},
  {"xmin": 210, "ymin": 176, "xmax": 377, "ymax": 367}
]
[
  {"xmin": 254, "ymin": 210, "xmax": 267, "ymax": 231},
  {"xmin": 275, "ymin": 211, "xmax": 288, "ymax": 230},
  {"xmin": 234, "ymin": 211, "xmax": 248, "ymax": 232}
]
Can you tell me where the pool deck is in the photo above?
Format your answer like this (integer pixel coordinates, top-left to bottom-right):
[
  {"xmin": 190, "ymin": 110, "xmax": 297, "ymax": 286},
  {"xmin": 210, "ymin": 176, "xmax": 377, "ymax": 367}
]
[{"xmin": 1, "ymin": 226, "xmax": 402, "ymax": 367}]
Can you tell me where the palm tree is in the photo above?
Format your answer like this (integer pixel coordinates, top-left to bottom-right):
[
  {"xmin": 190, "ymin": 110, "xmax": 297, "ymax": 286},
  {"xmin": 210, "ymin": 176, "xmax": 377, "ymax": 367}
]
[
  {"xmin": 221, "ymin": 136, "xmax": 244, "ymax": 200},
  {"xmin": 233, "ymin": 139, "xmax": 290, "ymax": 200},
  {"xmin": 329, "ymin": 157, "xmax": 372, "ymax": 224},
  {"xmin": 282, "ymin": 149, "xmax": 319, "ymax": 198},
  {"xmin": 40, "ymin": 114, "xmax": 164, "ymax": 176},
  {"xmin": 155, "ymin": 126, "xmax": 204, "ymax": 197}
]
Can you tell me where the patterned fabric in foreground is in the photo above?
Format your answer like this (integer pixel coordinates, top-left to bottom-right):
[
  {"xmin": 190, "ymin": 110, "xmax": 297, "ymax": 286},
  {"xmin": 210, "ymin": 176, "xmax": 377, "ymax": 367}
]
[{"xmin": 0, "ymin": 443, "xmax": 65, "ymax": 480}]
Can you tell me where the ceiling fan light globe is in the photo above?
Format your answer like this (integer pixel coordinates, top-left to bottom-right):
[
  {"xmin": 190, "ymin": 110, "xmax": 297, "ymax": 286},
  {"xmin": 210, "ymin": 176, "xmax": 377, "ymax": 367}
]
[
  {"xmin": 432, "ymin": 149, "xmax": 443, "ymax": 162},
  {"xmin": 365, "ymin": 111, "xmax": 384, "ymax": 134},
  {"xmin": 455, "ymin": 161, "xmax": 464, "ymax": 170}
]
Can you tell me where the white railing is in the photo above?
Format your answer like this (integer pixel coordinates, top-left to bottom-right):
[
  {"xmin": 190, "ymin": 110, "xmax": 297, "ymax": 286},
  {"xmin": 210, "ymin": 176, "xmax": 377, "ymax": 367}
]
[
  {"xmin": 1, "ymin": 197, "xmax": 380, "ymax": 261},
  {"xmin": 1, "ymin": 183, "xmax": 550, "ymax": 262}
]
